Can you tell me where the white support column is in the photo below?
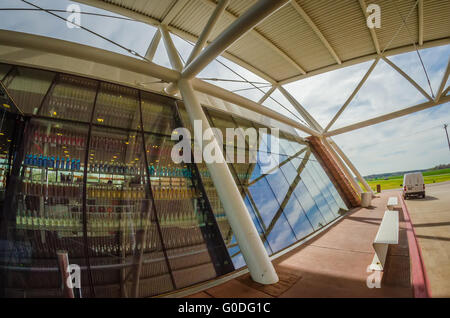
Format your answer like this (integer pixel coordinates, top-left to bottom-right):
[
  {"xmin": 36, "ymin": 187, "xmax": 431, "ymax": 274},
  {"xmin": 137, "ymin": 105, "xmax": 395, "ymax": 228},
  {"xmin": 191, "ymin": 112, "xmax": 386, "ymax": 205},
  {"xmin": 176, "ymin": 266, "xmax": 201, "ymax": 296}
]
[
  {"xmin": 160, "ymin": 24, "xmax": 279, "ymax": 285},
  {"xmin": 182, "ymin": 0, "xmax": 289, "ymax": 80},
  {"xmin": 322, "ymin": 138, "xmax": 364, "ymax": 195},
  {"xmin": 328, "ymin": 138, "xmax": 373, "ymax": 194},
  {"xmin": 325, "ymin": 57, "xmax": 379, "ymax": 132},
  {"xmin": 278, "ymin": 85, "xmax": 322, "ymax": 132},
  {"xmin": 186, "ymin": 0, "xmax": 230, "ymax": 65},
  {"xmin": 258, "ymin": 85, "xmax": 277, "ymax": 104},
  {"xmin": 145, "ymin": 30, "xmax": 161, "ymax": 61}
]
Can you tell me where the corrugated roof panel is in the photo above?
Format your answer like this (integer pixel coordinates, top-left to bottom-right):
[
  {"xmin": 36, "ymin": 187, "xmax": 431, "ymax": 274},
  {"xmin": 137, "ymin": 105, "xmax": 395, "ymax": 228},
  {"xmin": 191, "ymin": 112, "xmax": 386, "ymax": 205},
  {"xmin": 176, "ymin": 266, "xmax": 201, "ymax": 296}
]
[
  {"xmin": 256, "ymin": 4, "xmax": 336, "ymax": 73},
  {"xmin": 104, "ymin": 0, "xmax": 175, "ymax": 21},
  {"xmin": 423, "ymin": 0, "xmax": 450, "ymax": 42},
  {"xmin": 373, "ymin": 0, "xmax": 419, "ymax": 52},
  {"xmin": 88, "ymin": 0, "xmax": 449, "ymax": 83},
  {"xmin": 228, "ymin": 33, "xmax": 300, "ymax": 82},
  {"xmin": 171, "ymin": 1, "xmax": 216, "ymax": 36},
  {"xmin": 297, "ymin": 0, "xmax": 375, "ymax": 62},
  {"xmin": 227, "ymin": 0, "xmax": 258, "ymax": 16}
]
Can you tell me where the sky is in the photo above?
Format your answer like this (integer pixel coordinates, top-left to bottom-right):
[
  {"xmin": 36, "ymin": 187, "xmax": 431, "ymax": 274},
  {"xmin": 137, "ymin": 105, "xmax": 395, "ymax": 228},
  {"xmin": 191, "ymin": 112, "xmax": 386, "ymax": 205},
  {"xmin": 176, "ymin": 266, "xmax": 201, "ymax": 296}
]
[{"xmin": 0, "ymin": 0, "xmax": 449, "ymax": 176}]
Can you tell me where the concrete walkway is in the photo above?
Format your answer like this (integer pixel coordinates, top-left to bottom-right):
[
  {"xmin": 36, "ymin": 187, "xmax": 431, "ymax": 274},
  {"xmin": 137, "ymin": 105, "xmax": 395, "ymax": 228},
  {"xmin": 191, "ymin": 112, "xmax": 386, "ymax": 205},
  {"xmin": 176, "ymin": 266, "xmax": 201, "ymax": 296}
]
[
  {"xmin": 187, "ymin": 192, "xmax": 413, "ymax": 298},
  {"xmin": 404, "ymin": 182, "xmax": 450, "ymax": 297}
]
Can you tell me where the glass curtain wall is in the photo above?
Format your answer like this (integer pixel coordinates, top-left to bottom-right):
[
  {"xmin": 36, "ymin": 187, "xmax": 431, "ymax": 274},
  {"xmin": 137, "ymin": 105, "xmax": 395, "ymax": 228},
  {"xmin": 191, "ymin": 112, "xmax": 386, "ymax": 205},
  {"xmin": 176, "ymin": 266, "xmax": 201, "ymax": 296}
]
[
  {"xmin": 0, "ymin": 62, "xmax": 349, "ymax": 296},
  {"xmin": 0, "ymin": 63, "xmax": 233, "ymax": 298},
  {"xmin": 203, "ymin": 108, "xmax": 348, "ymax": 265}
]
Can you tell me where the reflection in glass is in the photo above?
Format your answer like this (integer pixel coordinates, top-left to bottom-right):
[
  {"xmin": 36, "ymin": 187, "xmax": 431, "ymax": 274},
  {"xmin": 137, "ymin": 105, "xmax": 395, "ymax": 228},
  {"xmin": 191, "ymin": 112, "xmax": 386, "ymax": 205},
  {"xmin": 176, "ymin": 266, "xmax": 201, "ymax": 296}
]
[
  {"xmin": 3, "ymin": 67, "xmax": 55, "ymax": 114},
  {"xmin": 39, "ymin": 74, "xmax": 97, "ymax": 122},
  {"xmin": 93, "ymin": 83, "xmax": 139, "ymax": 129}
]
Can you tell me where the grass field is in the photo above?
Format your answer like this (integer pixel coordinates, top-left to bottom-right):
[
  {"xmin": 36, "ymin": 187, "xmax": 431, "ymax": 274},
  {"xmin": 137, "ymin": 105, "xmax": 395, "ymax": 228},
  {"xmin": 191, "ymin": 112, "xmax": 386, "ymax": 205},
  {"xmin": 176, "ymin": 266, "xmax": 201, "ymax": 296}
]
[{"xmin": 362, "ymin": 168, "xmax": 450, "ymax": 192}]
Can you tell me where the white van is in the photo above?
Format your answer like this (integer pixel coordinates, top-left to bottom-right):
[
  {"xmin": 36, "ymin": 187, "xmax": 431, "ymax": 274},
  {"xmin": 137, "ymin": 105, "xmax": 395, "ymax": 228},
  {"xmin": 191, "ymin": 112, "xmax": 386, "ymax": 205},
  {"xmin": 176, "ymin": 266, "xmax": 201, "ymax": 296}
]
[{"xmin": 402, "ymin": 172, "xmax": 425, "ymax": 199}]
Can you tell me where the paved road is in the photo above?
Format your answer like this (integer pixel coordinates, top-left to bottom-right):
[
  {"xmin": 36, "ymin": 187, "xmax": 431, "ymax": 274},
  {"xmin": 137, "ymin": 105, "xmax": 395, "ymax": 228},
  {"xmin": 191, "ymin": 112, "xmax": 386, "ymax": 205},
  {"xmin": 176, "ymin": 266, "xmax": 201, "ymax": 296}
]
[{"xmin": 404, "ymin": 182, "xmax": 450, "ymax": 297}]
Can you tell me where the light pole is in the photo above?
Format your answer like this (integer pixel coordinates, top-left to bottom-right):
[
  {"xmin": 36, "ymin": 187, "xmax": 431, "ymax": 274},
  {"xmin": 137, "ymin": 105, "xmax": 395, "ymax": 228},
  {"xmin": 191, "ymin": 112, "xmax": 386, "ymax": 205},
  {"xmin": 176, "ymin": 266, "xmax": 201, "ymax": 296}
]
[{"xmin": 445, "ymin": 124, "xmax": 450, "ymax": 151}]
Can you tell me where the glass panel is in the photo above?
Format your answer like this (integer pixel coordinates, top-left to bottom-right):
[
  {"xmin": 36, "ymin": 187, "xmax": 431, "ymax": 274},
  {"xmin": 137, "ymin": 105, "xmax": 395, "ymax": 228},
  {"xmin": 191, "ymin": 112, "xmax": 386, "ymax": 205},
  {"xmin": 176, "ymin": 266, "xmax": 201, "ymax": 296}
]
[
  {"xmin": 141, "ymin": 91, "xmax": 177, "ymax": 135},
  {"xmin": 281, "ymin": 194, "xmax": 314, "ymax": 240},
  {"xmin": 3, "ymin": 66, "xmax": 55, "ymax": 115},
  {"xmin": 306, "ymin": 160, "xmax": 341, "ymax": 216},
  {"xmin": 0, "ymin": 63, "xmax": 11, "ymax": 81},
  {"xmin": 87, "ymin": 126, "xmax": 174, "ymax": 297},
  {"xmin": 264, "ymin": 164, "xmax": 291, "ymax": 203},
  {"xmin": 92, "ymin": 82, "xmax": 139, "ymax": 129},
  {"xmin": 196, "ymin": 161, "xmax": 242, "ymax": 264},
  {"xmin": 144, "ymin": 133, "xmax": 232, "ymax": 289},
  {"xmin": 0, "ymin": 107, "xmax": 22, "ymax": 196},
  {"xmin": 265, "ymin": 211, "xmax": 297, "ymax": 252},
  {"xmin": 301, "ymin": 165, "xmax": 336, "ymax": 223},
  {"xmin": 4, "ymin": 118, "xmax": 88, "ymax": 297},
  {"xmin": 39, "ymin": 74, "xmax": 97, "ymax": 123},
  {"xmin": 292, "ymin": 176, "xmax": 327, "ymax": 230},
  {"xmin": 311, "ymin": 157, "xmax": 348, "ymax": 211}
]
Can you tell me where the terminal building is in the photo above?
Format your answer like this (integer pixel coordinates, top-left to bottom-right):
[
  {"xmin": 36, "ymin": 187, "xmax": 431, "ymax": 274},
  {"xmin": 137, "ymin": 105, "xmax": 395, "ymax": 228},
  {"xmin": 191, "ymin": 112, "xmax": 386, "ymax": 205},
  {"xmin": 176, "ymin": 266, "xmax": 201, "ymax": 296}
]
[{"xmin": 0, "ymin": 0, "xmax": 449, "ymax": 298}]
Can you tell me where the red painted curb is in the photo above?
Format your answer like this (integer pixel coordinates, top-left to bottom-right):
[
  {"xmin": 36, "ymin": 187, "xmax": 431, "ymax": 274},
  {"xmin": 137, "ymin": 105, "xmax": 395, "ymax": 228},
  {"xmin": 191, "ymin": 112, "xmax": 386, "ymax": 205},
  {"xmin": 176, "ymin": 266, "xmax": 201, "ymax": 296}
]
[{"xmin": 398, "ymin": 194, "xmax": 432, "ymax": 298}]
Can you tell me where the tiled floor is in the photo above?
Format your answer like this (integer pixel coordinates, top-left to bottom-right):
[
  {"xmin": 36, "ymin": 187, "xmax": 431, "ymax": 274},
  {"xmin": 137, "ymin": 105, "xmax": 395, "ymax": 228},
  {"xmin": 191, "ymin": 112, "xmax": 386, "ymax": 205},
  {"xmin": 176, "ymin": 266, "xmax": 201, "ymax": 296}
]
[{"xmin": 187, "ymin": 192, "xmax": 413, "ymax": 298}]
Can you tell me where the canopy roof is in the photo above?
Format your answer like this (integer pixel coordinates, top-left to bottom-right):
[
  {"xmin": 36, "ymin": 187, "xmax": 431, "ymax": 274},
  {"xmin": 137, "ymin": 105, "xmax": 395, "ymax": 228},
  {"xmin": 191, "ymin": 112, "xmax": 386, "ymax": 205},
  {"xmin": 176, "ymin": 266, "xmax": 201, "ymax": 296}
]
[{"xmin": 76, "ymin": 0, "xmax": 450, "ymax": 84}]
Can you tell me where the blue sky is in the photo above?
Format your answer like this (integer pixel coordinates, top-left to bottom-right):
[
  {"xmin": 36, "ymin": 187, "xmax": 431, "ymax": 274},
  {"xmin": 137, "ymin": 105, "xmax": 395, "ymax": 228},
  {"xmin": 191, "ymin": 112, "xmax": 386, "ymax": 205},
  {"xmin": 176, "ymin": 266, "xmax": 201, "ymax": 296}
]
[{"xmin": 0, "ymin": 0, "xmax": 449, "ymax": 176}]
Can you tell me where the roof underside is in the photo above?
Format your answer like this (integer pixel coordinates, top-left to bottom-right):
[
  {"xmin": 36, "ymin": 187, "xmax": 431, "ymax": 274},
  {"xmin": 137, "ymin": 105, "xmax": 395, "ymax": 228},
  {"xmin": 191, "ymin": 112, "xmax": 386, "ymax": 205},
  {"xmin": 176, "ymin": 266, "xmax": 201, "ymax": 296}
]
[{"xmin": 78, "ymin": 0, "xmax": 450, "ymax": 83}]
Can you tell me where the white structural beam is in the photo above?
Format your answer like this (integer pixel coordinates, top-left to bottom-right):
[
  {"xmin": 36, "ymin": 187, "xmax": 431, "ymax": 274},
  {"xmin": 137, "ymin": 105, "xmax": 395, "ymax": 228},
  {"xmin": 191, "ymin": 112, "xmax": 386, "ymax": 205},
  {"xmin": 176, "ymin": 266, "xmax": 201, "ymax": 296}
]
[
  {"xmin": 258, "ymin": 85, "xmax": 277, "ymax": 104},
  {"xmin": 144, "ymin": 30, "xmax": 161, "ymax": 61},
  {"xmin": 435, "ymin": 57, "xmax": 450, "ymax": 102},
  {"xmin": 382, "ymin": 56, "xmax": 433, "ymax": 101},
  {"xmin": 327, "ymin": 139, "xmax": 373, "ymax": 194},
  {"xmin": 160, "ymin": 25, "xmax": 183, "ymax": 72},
  {"xmin": 198, "ymin": 0, "xmax": 306, "ymax": 75},
  {"xmin": 0, "ymin": 30, "xmax": 314, "ymax": 138},
  {"xmin": 168, "ymin": 26, "xmax": 277, "ymax": 84},
  {"xmin": 186, "ymin": 0, "xmax": 230, "ymax": 65},
  {"xmin": 359, "ymin": 0, "xmax": 381, "ymax": 54},
  {"xmin": 278, "ymin": 86, "xmax": 322, "ymax": 132},
  {"xmin": 161, "ymin": 0, "xmax": 189, "ymax": 25},
  {"xmin": 290, "ymin": 0, "xmax": 342, "ymax": 64},
  {"xmin": 160, "ymin": 27, "xmax": 279, "ymax": 285},
  {"xmin": 165, "ymin": 0, "xmax": 230, "ymax": 94},
  {"xmin": 418, "ymin": 0, "xmax": 424, "ymax": 46},
  {"xmin": 325, "ymin": 58, "xmax": 380, "ymax": 132},
  {"xmin": 182, "ymin": 0, "xmax": 290, "ymax": 80},
  {"xmin": 192, "ymin": 79, "xmax": 320, "ymax": 137},
  {"xmin": 0, "ymin": 29, "xmax": 180, "ymax": 84},
  {"xmin": 325, "ymin": 95, "xmax": 450, "ymax": 136}
]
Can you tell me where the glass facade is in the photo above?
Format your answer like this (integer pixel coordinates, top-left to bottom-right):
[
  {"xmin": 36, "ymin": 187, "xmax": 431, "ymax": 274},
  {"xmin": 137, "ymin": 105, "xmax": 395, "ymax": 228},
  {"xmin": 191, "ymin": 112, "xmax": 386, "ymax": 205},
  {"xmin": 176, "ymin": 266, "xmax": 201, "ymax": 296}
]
[
  {"xmin": 202, "ymin": 108, "xmax": 348, "ymax": 265},
  {"xmin": 0, "ymin": 63, "xmax": 348, "ymax": 297}
]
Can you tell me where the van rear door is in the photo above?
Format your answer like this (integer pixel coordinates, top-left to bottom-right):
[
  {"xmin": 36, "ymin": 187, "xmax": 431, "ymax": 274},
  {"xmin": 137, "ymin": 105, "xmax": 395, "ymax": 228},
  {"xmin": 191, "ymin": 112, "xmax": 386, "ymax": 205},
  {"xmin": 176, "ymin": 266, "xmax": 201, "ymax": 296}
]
[{"xmin": 409, "ymin": 173, "xmax": 423, "ymax": 192}]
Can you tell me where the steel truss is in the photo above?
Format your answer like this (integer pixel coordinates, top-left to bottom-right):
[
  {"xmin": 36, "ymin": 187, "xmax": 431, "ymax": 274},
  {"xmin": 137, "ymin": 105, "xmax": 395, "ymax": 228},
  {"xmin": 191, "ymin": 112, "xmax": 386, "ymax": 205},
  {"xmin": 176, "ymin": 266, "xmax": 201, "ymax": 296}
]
[{"xmin": 1, "ymin": 0, "xmax": 449, "ymax": 285}]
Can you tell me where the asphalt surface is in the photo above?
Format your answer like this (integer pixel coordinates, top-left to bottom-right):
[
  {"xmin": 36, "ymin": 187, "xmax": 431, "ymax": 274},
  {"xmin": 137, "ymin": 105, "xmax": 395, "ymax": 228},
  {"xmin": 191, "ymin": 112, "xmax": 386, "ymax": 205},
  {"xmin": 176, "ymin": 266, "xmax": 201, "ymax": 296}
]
[{"xmin": 404, "ymin": 181, "xmax": 450, "ymax": 297}]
